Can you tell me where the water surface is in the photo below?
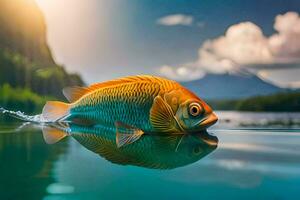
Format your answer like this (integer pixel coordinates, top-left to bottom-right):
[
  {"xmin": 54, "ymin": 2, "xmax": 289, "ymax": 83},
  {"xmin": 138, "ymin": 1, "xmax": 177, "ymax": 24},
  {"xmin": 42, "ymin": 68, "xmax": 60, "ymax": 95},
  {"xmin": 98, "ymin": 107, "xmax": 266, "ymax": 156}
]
[{"xmin": 0, "ymin": 111, "xmax": 300, "ymax": 200}]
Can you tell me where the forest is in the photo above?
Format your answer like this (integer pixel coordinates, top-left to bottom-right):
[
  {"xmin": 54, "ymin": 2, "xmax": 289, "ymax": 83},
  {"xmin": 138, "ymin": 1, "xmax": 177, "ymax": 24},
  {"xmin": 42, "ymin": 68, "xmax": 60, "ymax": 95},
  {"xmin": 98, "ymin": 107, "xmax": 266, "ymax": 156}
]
[{"xmin": 208, "ymin": 92, "xmax": 300, "ymax": 112}]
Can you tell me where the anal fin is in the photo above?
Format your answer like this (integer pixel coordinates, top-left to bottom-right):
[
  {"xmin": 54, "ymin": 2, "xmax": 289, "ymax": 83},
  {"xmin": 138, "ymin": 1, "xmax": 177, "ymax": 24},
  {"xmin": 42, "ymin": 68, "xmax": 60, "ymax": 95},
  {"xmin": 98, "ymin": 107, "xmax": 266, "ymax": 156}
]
[{"xmin": 115, "ymin": 121, "xmax": 144, "ymax": 148}]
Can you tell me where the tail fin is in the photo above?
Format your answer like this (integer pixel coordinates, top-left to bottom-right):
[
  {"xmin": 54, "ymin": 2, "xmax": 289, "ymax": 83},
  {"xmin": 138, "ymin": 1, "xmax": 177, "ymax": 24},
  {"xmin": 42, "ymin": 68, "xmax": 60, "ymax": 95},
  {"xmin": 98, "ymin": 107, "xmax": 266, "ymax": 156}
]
[
  {"xmin": 42, "ymin": 126, "xmax": 68, "ymax": 144},
  {"xmin": 42, "ymin": 101, "xmax": 70, "ymax": 122}
]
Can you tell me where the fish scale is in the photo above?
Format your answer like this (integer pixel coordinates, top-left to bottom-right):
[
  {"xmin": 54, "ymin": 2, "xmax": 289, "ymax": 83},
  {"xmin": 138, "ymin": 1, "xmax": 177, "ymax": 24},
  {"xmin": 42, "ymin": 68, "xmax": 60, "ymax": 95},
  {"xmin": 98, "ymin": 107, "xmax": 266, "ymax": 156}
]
[{"xmin": 69, "ymin": 79, "xmax": 171, "ymax": 131}]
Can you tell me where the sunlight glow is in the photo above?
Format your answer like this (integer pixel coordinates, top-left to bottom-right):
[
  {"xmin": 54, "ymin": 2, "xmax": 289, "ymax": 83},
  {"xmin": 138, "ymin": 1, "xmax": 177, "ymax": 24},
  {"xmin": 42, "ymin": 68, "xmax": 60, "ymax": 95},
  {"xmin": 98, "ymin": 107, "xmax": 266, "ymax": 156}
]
[{"xmin": 35, "ymin": 0, "xmax": 47, "ymax": 9}]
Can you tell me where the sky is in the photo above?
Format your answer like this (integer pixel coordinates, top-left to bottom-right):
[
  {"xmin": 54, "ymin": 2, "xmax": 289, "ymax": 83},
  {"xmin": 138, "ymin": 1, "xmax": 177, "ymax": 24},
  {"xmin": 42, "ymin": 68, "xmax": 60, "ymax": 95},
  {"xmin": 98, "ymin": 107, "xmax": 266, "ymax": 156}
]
[{"xmin": 35, "ymin": 0, "xmax": 300, "ymax": 88}]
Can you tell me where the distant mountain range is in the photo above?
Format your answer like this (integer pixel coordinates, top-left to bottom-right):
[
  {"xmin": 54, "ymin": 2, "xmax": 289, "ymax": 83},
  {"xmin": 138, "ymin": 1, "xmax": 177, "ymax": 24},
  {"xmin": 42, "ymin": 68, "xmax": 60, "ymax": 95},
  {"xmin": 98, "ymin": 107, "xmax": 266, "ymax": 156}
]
[{"xmin": 181, "ymin": 72, "xmax": 284, "ymax": 100}]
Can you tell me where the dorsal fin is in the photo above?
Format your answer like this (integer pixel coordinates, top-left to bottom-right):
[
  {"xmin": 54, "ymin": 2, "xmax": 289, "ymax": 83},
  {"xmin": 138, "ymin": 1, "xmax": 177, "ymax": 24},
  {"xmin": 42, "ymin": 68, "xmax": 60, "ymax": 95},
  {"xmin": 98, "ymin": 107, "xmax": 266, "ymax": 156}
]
[
  {"xmin": 63, "ymin": 86, "xmax": 90, "ymax": 102},
  {"xmin": 62, "ymin": 75, "xmax": 165, "ymax": 103},
  {"xmin": 87, "ymin": 75, "xmax": 161, "ymax": 91}
]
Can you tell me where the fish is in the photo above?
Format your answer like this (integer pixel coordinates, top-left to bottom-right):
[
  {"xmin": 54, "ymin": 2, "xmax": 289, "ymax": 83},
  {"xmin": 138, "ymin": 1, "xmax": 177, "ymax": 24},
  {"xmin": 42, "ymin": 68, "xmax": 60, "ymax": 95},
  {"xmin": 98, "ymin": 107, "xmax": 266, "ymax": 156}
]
[
  {"xmin": 42, "ymin": 123, "xmax": 218, "ymax": 169},
  {"xmin": 42, "ymin": 75, "xmax": 218, "ymax": 147}
]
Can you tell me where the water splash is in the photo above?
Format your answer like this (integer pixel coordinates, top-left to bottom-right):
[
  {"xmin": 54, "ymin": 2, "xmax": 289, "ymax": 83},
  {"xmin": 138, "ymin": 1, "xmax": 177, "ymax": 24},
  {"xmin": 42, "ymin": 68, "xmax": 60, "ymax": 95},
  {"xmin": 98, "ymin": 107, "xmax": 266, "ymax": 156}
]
[{"xmin": 0, "ymin": 107, "xmax": 48, "ymax": 123}]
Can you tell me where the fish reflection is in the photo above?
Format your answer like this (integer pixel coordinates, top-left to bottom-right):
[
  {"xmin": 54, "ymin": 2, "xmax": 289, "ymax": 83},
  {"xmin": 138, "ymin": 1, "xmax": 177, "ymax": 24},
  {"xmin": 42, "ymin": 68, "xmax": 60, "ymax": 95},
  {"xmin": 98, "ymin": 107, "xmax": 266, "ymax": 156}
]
[{"xmin": 44, "ymin": 123, "xmax": 218, "ymax": 169}]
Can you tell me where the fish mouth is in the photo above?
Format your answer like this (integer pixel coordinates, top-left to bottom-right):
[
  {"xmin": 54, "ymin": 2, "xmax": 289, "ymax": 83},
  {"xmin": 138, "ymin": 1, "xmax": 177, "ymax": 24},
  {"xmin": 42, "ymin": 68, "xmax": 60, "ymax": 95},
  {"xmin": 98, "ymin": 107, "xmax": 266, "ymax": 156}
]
[{"xmin": 198, "ymin": 112, "xmax": 218, "ymax": 129}]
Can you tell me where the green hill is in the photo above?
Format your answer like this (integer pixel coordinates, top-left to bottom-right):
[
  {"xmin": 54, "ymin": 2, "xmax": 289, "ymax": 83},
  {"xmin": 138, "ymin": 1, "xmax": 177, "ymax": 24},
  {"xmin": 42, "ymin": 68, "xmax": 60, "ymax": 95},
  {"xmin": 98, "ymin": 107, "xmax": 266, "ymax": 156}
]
[
  {"xmin": 0, "ymin": 0, "xmax": 84, "ymax": 113},
  {"xmin": 0, "ymin": 49, "xmax": 83, "ymax": 98},
  {"xmin": 0, "ymin": 0, "xmax": 55, "ymax": 66}
]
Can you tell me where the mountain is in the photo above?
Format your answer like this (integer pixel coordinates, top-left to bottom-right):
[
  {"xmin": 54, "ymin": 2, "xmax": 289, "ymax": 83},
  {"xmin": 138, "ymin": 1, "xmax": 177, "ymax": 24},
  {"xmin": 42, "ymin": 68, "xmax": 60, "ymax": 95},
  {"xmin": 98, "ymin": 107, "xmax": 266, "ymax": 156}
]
[
  {"xmin": 181, "ymin": 72, "xmax": 283, "ymax": 100},
  {"xmin": 0, "ymin": 0, "xmax": 55, "ymax": 66},
  {"xmin": 0, "ymin": 0, "xmax": 84, "ymax": 99}
]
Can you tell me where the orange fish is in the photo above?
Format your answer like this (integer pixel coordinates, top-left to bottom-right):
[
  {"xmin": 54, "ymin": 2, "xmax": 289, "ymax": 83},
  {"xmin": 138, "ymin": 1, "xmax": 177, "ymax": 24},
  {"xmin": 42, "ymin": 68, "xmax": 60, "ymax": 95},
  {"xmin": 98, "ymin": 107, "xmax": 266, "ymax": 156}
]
[{"xmin": 42, "ymin": 75, "xmax": 218, "ymax": 147}]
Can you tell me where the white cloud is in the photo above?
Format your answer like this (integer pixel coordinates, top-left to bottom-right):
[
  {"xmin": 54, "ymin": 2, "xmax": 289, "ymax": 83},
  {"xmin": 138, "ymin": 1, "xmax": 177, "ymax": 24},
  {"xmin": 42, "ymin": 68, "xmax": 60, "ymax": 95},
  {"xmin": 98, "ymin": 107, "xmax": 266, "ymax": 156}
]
[
  {"xmin": 157, "ymin": 14, "xmax": 193, "ymax": 26},
  {"xmin": 198, "ymin": 22, "xmax": 273, "ymax": 69},
  {"xmin": 269, "ymin": 12, "xmax": 300, "ymax": 63},
  {"xmin": 159, "ymin": 12, "xmax": 300, "ymax": 83}
]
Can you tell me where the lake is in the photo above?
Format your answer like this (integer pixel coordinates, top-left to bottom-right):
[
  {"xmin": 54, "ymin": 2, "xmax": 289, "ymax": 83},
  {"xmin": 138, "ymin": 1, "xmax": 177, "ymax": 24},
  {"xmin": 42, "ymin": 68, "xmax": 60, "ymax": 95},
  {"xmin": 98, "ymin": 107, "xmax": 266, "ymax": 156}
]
[{"xmin": 0, "ymin": 111, "xmax": 300, "ymax": 200}]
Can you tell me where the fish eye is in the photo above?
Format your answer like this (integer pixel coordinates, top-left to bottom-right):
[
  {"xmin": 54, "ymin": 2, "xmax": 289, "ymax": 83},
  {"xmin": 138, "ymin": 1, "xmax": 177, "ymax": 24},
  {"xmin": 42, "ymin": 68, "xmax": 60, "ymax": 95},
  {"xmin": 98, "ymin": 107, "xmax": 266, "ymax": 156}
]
[{"xmin": 188, "ymin": 103, "xmax": 202, "ymax": 117}]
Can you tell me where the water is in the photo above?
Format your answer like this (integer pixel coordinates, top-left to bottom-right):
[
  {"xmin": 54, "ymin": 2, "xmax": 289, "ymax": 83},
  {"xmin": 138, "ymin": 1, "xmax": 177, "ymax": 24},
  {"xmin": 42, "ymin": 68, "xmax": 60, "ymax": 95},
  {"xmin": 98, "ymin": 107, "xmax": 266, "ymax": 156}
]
[{"xmin": 0, "ymin": 111, "xmax": 300, "ymax": 200}]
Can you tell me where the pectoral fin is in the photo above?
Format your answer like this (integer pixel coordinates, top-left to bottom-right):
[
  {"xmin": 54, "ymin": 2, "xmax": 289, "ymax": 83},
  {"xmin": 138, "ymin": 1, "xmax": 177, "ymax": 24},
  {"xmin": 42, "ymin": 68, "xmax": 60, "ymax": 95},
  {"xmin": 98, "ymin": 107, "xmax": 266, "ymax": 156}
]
[
  {"xmin": 115, "ymin": 121, "xmax": 144, "ymax": 148},
  {"xmin": 150, "ymin": 96, "xmax": 181, "ymax": 133}
]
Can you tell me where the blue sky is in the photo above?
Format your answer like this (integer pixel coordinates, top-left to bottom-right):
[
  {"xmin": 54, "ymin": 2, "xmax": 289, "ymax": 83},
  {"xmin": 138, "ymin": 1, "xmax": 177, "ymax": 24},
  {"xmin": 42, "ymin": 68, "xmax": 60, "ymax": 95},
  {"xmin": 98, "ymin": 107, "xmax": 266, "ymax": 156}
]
[{"xmin": 36, "ymin": 0, "xmax": 300, "ymax": 87}]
